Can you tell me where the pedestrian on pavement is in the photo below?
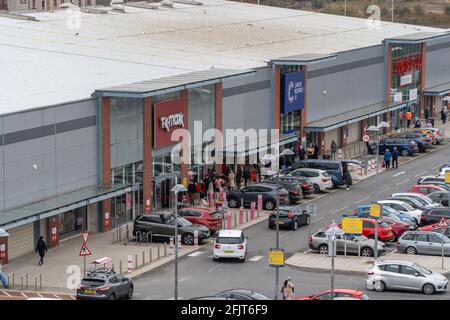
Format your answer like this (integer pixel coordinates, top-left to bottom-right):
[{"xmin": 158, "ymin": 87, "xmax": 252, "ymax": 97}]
[
  {"xmin": 306, "ymin": 143, "xmax": 314, "ymax": 159},
  {"xmin": 236, "ymin": 166, "xmax": 243, "ymax": 190},
  {"xmin": 414, "ymin": 119, "xmax": 421, "ymax": 128},
  {"xmin": 35, "ymin": 236, "xmax": 47, "ymax": 266},
  {"xmin": 251, "ymin": 168, "xmax": 257, "ymax": 184},
  {"xmin": 0, "ymin": 263, "xmax": 8, "ymax": 288},
  {"xmin": 384, "ymin": 149, "xmax": 391, "ymax": 170},
  {"xmin": 313, "ymin": 143, "xmax": 320, "ymax": 159},
  {"xmin": 442, "ymin": 108, "xmax": 447, "ymax": 125},
  {"xmin": 343, "ymin": 164, "xmax": 353, "ymax": 190},
  {"xmin": 281, "ymin": 277, "xmax": 295, "ymax": 300},
  {"xmin": 330, "ymin": 140, "xmax": 337, "ymax": 159},
  {"xmin": 228, "ymin": 169, "xmax": 236, "ymax": 190},
  {"xmin": 392, "ymin": 147, "xmax": 399, "ymax": 169},
  {"xmin": 405, "ymin": 111, "xmax": 412, "ymax": 127},
  {"xmin": 298, "ymin": 145, "xmax": 306, "ymax": 161},
  {"xmin": 188, "ymin": 180, "xmax": 196, "ymax": 206},
  {"xmin": 425, "ymin": 107, "xmax": 430, "ymax": 121},
  {"xmin": 243, "ymin": 165, "xmax": 251, "ymax": 187}
]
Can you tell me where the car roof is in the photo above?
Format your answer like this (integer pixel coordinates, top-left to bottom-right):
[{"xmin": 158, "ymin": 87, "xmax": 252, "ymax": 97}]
[
  {"xmin": 293, "ymin": 168, "xmax": 326, "ymax": 173},
  {"xmin": 375, "ymin": 260, "xmax": 416, "ymax": 266},
  {"xmin": 414, "ymin": 184, "xmax": 444, "ymax": 188},
  {"xmin": 379, "ymin": 200, "xmax": 405, "ymax": 204},
  {"xmin": 217, "ymin": 230, "xmax": 243, "ymax": 237},
  {"xmin": 393, "ymin": 192, "xmax": 427, "ymax": 197},
  {"xmin": 320, "ymin": 289, "xmax": 363, "ymax": 295}
]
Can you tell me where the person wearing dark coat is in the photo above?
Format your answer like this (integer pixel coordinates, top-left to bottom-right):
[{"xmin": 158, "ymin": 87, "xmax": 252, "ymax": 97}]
[
  {"xmin": 243, "ymin": 165, "xmax": 251, "ymax": 187},
  {"xmin": 298, "ymin": 146, "xmax": 306, "ymax": 161},
  {"xmin": 35, "ymin": 236, "xmax": 48, "ymax": 266},
  {"xmin": 392, "ymin": 147, "xmax": 399, "ymax": 169},
  {"xmin": 343, "ymin": 165, "xmax": 353, "ymax": 190},
  {"xmin": 236, "ymin": 166, "xmax": 243, "ymax": 190},
  {"xmin": 313, "ymin": 143, "xmax": 320, "ymax": 159}
]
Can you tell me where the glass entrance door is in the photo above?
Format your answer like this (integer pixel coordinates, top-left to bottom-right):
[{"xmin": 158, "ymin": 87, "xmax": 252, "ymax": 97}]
[{"xmin": 153, "ymin": 174, "xmax": 178, "ymax": 211}]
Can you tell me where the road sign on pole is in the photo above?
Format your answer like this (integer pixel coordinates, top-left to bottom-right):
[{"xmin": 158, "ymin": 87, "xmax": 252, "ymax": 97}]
[
  {"xmin": 82, "ymin": 232, "xmax": 89, "ymax": 243},
  {"xmin": 370, "ymin": 203, "xmax": 381, "ymax": 218},
  {"xmin": 445, "ymin": 172, "xmax": 450, "ymax": 184},
  {"xmin": 342, "ymin": 217, "xmax": 363, "ymax": 235},
  {"xmin": 79, "ymin": 243, "xmax": 92, "ymax": 256},
  {"xmin": 269, "ymin": 249, "xmax": 285, "ymax": 267},
  {"xmin": 439, "ymin": 218, "xmax": 449, "ymax": 227},
  {"xmin": 362, "ymin": 134, "xmax": 370, "ymax": 143}
]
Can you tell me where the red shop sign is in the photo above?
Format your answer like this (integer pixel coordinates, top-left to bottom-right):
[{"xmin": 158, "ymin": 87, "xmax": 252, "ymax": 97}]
[
  {"xmin": 154, "ymin": 97, "xmax": 188, "ymax": 149},
  {"xmin": 394, "ymin": 54, "xmax": 422, "ymax": 76}
]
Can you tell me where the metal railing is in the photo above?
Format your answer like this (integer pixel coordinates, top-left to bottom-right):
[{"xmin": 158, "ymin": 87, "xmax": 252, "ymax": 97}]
[
  {"xmin": 34, "ymin": 274, "xmax": 42, "ymax": 291},
  {"xmin": 7, "ymin": 273, "xmax": 14, "ymax": 289},
  {"xmin": 135, "ymin": 231, "xmax": 153, "ymax": 246},
  {"xmin": 21, "ymin": 273, "xmax": 28, "ymax": 290}
]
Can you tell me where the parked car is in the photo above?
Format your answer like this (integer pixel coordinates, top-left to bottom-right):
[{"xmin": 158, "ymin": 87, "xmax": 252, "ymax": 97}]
[
  {"xmin": 133, "ymin": 213, "xmax": 210, "ymax": 245},
  {"xmin": 309, "ymin": 229, "xmax": 385, "ymax": 257},
  {"xmin": 428, "ymin": 191, "xmax": 450, "ymax": 207},
  {"xmin": 213, "ymin": 230, "xmax": 248, "ymax": 262},
  {"xmin": 77, "ymin": 269, "xmax": 133, "ymax": 300},
  {"xmin": 368, "ymin": 137, "xmax": 418, "ymax": 156},
  {"xmin": 259, "ymin": 180, "xmax": 304, "ymax": 204},
  {"xmin": 226, "ymin": 184, "xmax": 289, "ymax": 210},
  {"xmin": 354, "ymin": 205, "xmax": 417, "ymax": 227},
  {"xmin": 392, "ymin": 192, "xmax": 441, "ymax": 208},
  {"xmin": 417, "ymin": 175, "xmax": 445, "ymax": 185},
  {"xmin": 387, "ymin": 196, "xmax": 429, "ymax": 212},
  {"xmin": 214, "ymin": 289, "xmax": 270, "ymax": 300},
  {"xmin": 297, "ymin": 289, "xmax": 370, "ymax": 300},
  {"xmin": 420, "ymin": 207, "xmax": 450, "ymax": 226},
  {"xmin": 177, "ymin": 207, "xmax": 223, "ymax": 234},
  {"xmin": 378, "ymin": 200, "xmax": 422, "ymax": 224},
  {"xmin": 366, "ymin": 260, "xmax": 448, "ymax": 295},
  {"xmin": 419, "ymin": 181, "xmax": 450, "ymax": 192},
  {"xmin": 379, "ymin": 217, "xmax": 411, "ymax": 240},
  {"xmin": 345, "ymin": 218, "xmax": 395, "ymax": 242},
  {"xmin": 415, "ymin": 128, "xmax": 444, "ymax": 145},
  {"xmin": 266, "ymin": 176, "xmax": 315, "ymax": 197},
  {"xmin": 268, "ymin": 207, "xmax": 309, "ymax": 230},
  {"xmin": 411, "ymin": 184, "xmax": 447, "ymax": 196},
  {"xmin": 419, "ymin": 225, "xmax": 450, "ymax": 238},
  {"xmin": 287, "ymin": 168, "xmax": 333, "ymax": 193},
  {"xmin": 281, "ymin": 159, "xmax": 361, "ymax": 188},
  {"xmin": 397, "ymin": 231, "xmax": 450, "ymax": 256},
  {"xmin": 392, "ymin": 132, "xmax": 431, "ymax": 152}
]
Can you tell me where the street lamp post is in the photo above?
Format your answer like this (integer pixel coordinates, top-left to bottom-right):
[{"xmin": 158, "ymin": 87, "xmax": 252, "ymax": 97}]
[{"xmin": 171, "ymin": 178, "xmax": 187, "ymax": 301}]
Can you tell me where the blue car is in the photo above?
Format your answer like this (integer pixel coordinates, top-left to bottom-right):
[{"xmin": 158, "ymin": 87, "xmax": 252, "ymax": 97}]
[
  {"xmin": 368, "ymin": 138, "xmax": 419, "ymax": 157},
  {"xmin": 354, "ymin": 205, "xmax": 417, "ymax": 228}
]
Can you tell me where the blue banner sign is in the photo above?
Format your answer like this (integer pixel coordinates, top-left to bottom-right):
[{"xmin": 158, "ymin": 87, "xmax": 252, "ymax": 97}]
[{"xmin": 281, "ymin": 71, "xmax": 305, "ymax": 113}]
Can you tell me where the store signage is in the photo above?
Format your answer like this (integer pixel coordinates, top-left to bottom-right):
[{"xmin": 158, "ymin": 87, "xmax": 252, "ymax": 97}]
[
  {"xmin": 400, "ymin": 73, "xmax": 413, "ymax": 86},
  {"xmin": 394, "ymin": 54, "xmax": 422, "ymax": 76},
  {"xmin": 409, "ymin": 88, "xmax": 418, "ymax": 101},
  {"xmin": 126, "ymin": 192, "xmax": 132, "ymax": 210},
  {"xmin": 154, "ymin": 97, "xmax": 187, "ymax": 148},
  {"xmin": 393, "ymin": 92, "xmax": 403, "ymax": 102},
  {"xmin": 281, "ymin": 71, "xmax": 305, "ymax": 113}
]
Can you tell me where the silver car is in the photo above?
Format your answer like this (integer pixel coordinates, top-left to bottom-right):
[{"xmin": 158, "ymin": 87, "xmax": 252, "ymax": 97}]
[
  {"xmin": 366, "ymin": 260, "xmax": 448, "ymax": 295},
  {"xmin": 309, "ymin": 230, "xmax": 385, "ymax": 257},
  {"xmin": 397, "ymin": 231, "xmax": 450, "ymax": 256}
]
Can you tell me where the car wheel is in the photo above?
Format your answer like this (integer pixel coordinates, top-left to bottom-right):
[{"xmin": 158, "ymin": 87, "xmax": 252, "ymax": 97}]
[
  {"xmin": 402, "ymin": 149, "xmax": 409, "ymax": 157},
  {"xmin": 313, "ymin": 184, "xmax": 321, "ymax": 194},
  {"xmin": 264, "ymin": 200, "xmax": 275, "ymax": 211},
  {"xmin": 228, "ymin": 198, "xmax": 238, "ymax": 208},
  {"xmin": 126, "ymin": 286, "xmax": 134, "ymax": 300},
  {"xmin": 406, "ymin": 246, "xmax": 417, "ymax": 255},
  {"xmin": 292, "ymin": 220, "xmax": 298, "ymax": 231},
  {"xmin": 213, "ymin": 257, "xmax": 219, "ymax": 262},
  {"xmin": 182, "ymin": 233, "xmax": 194, "ymax": 245},
  {"xmin": 108, "ymin": 293, "xmax": 115, "ymax": 300},
  {"xmin": 374, "ymin": 280, "xmax": 386, "ymax": 292},
  {"xmin": 423, "ymin": 283, "xmax": 435, "ymax": 295},
  {"xmin": 240, "ymin": 254, "xmax": 246, "ymax": 263},
  {"xmin": 361, "ymin": 247, "xmax": 374, "ymax": 257},
  {"xmin": 319, "ymin": 244, "xmax": 328, "ymax": 255}
]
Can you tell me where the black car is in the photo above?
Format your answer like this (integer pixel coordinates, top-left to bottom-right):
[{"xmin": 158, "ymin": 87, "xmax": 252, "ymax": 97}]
[
  {"xmin": 420, "ymin": 207, "xmax": 450, "ymax": 226},
  {"xmin": 214, "ymin": 289, "xmax": 271, "ymax": 300},
  {"xmin": 258, "ymin": 181, "xmax": 303, "ymax": 204},
  {"xmin": 428, "ymin": 191, "xmax": 450, "ymax": 207},
  {"xmin": 76, "ymin": 269, "xmax": 133, "ymax": 300},
  {"xmin": 268, "ymin": 206, "xmax": 310, "ymax": 230},
  {"xmin": 392, "ymin": 132, "xmax": 431, "ymax": 152},
  {"xmin": 133, "ymin": 213, "xmax": 210, "ymax": 245},
  {"xmin": 266, "ymin": 176, "xmax": 315, "ymax": 197},
  {"xmin": 226, "ymin": 184, "xmax": 289, "ymax": 210}
]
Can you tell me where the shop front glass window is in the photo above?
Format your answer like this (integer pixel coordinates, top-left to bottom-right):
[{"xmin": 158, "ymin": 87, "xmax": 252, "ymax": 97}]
[{"xmin": 58, "ymin": 207, "xmax": 87, "ymax": 239}]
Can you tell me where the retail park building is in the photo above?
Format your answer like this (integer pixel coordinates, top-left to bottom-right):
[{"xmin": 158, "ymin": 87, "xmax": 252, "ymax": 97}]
[{"xmin": 0, "ymin": 0, "xmax": 449, "ymax": 263}]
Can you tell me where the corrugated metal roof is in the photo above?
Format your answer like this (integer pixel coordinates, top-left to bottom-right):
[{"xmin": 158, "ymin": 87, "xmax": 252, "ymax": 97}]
[
  {"xmin": 384, "ymin": 32, "xmax": 449, "ymax": 44},
  {"xmin": 423, "ymin": 82, "xmax": 450, "ymax": 96},
  {"xmin": 270, "ymin": 53, "xmax": 337, "ymax": 65},
  {"xmin": 95, "ymin": 68, "xmax": 256, "ymax": 97}
]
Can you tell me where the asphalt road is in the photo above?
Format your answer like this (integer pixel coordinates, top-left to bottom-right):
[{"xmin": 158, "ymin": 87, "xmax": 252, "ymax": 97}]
[{"xmin": 133, "ymin": 142, "xmax": 450, "ymax": 300}]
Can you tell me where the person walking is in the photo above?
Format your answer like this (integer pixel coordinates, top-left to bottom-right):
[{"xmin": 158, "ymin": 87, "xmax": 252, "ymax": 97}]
[
  {"xmin": 0, "ymin": 263, "xmax": 8, "ymax": 288},
  {"xmin": 306, "ymin": 143, "xmax": 314, "ymax": 159},
  {"xmin": 228, "ymin": 169, "xmax": 236, "ymax": 190},
  {"xmin": 425, "ymin": 107, "xmax": 430, "ymax": 122},
  {"xmin": 188, "ymin": 180, "xmax": 196, "ymax": 206},
  {"xmin": 405, "ymin": 111, "xmax": 412, "ymax": 127},
  {"xmin": 313, "ymin": 143, "xmax": 320, "ymax": 159},
  {"xmin": 243, "ymin": 165, "xmax": 251, "ymax": 187},
  {"xmin": 392, "ymin": 147, "xmax": 399, "ymax": 169},
  {"xmin": 414, "ymin": 119, "xmax": 421, "ymax": 128},
  {"xmin": 35, "ymin": 236, "xmax": 47, "ymax": 266},
  {"xmin": 343, "ymin": 164, "xmax": 353, "ymax": 190},
  {"xmin": 384, "ymin": 149, "xmax": 391, "ymax": 170},
  {"xmin": 281, "ymin": 277, "xmax": 295, "ymax": 300},
  {"xmin": 441, "ymin": 108, "xmax": 447, "ymax": 125},
  {"xmin": 236, "ymin": 166, "xmax": 243, "ymax": 190},
  {"xmin": 330, "ymin": 140, "xmax": 337, "ymax": 159},
  {"xmin": 298, "ymin": 145, "xmax": 306, "ymax": 161}
]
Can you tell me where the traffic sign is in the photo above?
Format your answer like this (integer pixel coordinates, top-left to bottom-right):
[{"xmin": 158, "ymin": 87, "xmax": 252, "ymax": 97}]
[
  {"xmin": 362, "ymin": 134, "xmax": 370, "ymax": 143},
  {"xmin": 82, "ymin": 232, "xmax": 89, "ymax": 243},
  {"xmin": 445, "ymin": 172, "xmax": 450, "ymax": 184},
  {"xmin": 370, "ymin": 203, "xmax": 381, "ymax": 218},
  {"xmin": 342, "ymin": 217, "xmax": 363, "ymax": 235},
  {"xmin": 269, "ymin": 249, "xmax": 285, "ymax": 267},
  {"xmin": 439, "ymin": 218, "xmax": 449, "ymax": 227},
  {"xmin": 79, "ymin": 243, "xmax": 92, "ymax": 256}
]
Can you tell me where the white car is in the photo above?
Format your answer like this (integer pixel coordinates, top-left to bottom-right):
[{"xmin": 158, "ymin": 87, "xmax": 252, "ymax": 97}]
[
  {"xmin": 378, "ymin": 200, "xmax": 422, "ymax": 224},
  {"xmin": 213, "ymin": 230, "xmax": 248, "ymax": 262},
  {"xmin": 392, "ymin": 192, "xmax": 440, "ymax": 208},
  {"xmin": 287, "ymin": 168, "xmax": 333, "ymax": 193}
]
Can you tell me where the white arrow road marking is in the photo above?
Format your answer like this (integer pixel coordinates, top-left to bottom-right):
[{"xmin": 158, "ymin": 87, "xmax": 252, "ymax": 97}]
[
  {"xmin": 395, "ymin": 178, "xmax": 409, "ymax": 186},
  {"xmin": 249, "ymin": 255, "xmax": 264, "ymax": 262},
  {"xmin": 187, "ymin": 251, "xmax": 204, "ymax": 257},
  {"xmin": 414, "ymin": 170, "xmax": 428, "ymax": 178},
  {"xmin": 393, "ymin": 171, "xmax": 406, "ymax": 177}
]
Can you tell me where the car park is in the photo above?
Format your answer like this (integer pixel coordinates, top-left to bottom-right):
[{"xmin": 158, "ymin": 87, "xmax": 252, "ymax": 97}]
[
  {"xmin": 266, "ymin": 176, "xmax": 315, "ymax": 197},
  {"xmin": 268, "ymin": 207, "xmax": 309, "ymax": 230},
  {"xmin": 226, "ymin": 184, "xmax": 289, "ymax": 210},
  {"xmin": 379, "ymin": 217, "xmax": 411, "ymax": 240},
  {"xmin": 133, "ymin": 213, "xmax": 210, "ymax": 245},
  {"xmin": 419, "ymin": 219, "xmax": 450, "ymax": 231},
  {"xmin": 387, "ymin": 196, "xmax": 429, "ymax": 211},
  {"xmin": 213, "ymin": 230, "xmax": 248, "ymax": 262},
  {"xmin": 428, "ymin": 191, "xmax": 450, "ymax": 206},
  {"xmin": 366, "ymin": 260, "xmax": 448, "ymax": 295},
  {"xmin": 392, "ymin": 132, "xmax": 431, "ymax": 152},
  {"xmin": 214, "ymin": 289, "xmax": 271, "ymax": 300},
  {"xmin": 76, "ymin": 269, "xmax": 134, "ymax": 300},
  {"xmin": 354, "ymin": 205, "xmax": 417, "ymax": 227},
  {"xmin": 377, "ymin": 200, "xmax": 422, "ymax": 224},
  {"xmin": 177, "ymin": 207, "xmax": 223, "ymax": 234},
  {"xmin": 259, "ymin": 180, "xmax": 304, "ymax": 204},
  {"xmin": 297, "ymin": 289, "xmax": 370, "ymax": 300},
  {"xmin": 287, "ymin": 168, "xmax": 333, "ymax": 193},
  {"xmin": 368, "ymin": 138, "xmax": 418, "ymax": 156},
  {"xmin": 420, "ymin": 207, "xmax": 450, "ymax": 226},
  {"xmin": 397, "ymin": 231, "xmax": 450, "ymax": 256},
  {"xmin": 349, "ymin": 218, "xmax": 395, "ymax": 242},
  {"xmin": 392, "ymin": 192, "xmax": 441, "ymax": 208},
  {"xmin": 309, "ymin": 229, "xmax": 385, "ymax": 257}
]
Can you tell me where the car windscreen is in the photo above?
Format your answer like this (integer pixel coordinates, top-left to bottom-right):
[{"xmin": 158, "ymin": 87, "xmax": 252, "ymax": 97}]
[
  {"xmin": 402, "ymin": 203, "xmax": 416, "ymax": 211},
  {"xmin": 413, "ymin": 264, "xmax": 432, "ymax": 276},
  {"xmin": 379, "ymin": 222, "xmax": 389, "ymax": 228},
  {"xmin": 250, "ymin": 292, "xmax": 271, "ymax": 300},
  {"xmin": 216, "ymin": 237, "xmax": 242, "ymax": 244},
  {"xmin": 176, "ymin": 217, "xmax": 193, "ymax": 226},
  {"xmin": 322, "ymin": 172, "xmax": 330, "ymax": 177},
  {"xmin": 81, "ymin": 279, "xmax": 106, "ymax": 287}
]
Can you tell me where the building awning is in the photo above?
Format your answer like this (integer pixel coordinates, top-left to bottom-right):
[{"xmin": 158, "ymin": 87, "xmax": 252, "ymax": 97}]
[
  {"xmin": 93, "ymin": 68, "xmax": 256, "ymax": 98},
  {"xmin": 270, "ymin": 53, "xmax": 338, "ymax": 66},
  {"xmin": 423, "ymin": 82, "xmax": 450, "ymax": 97},
  {"xmin": 0, "ymin": 184, "xmax": 139, "ymax": 230},
  {"xmin": 304, "ymin": 101, "xmax": 407, "ymax": 132},
  {"xmin": 383, "ymin": 32, "xmax": 450, "ymax": 44}
]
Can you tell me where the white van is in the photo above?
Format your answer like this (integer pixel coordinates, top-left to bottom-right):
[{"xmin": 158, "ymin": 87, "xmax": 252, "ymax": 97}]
[{"xmin": 213, "ymin": 230, "xmax": 248, "ymax": 262}]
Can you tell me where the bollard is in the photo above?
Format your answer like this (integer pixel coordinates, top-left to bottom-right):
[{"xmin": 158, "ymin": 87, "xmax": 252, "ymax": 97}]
[
  {"xmin": 128, "ymin": 255, "xmax": 132, "ymax": 273},
  {"xmin": 126, "ymin": 224, "xmax": 130, "ymax": 240},
  {"xmin": 7, "ymin": 273, "xmax": 14, "ymax": 289},
  {"xmin": 164, "ymin": 242, "xmax": 167, "ymax": 256},
  {"xmin": 112, "ymin": 263, "xmax": 115, "ymax": 272},
  {"xmin": 234, "ymin": 213, "xmax": 237, "ymax": 228},
  {"xmin": 112, "ymin": 230, "xmax": 115, "ymax": 243},
  {"xmin": 119, "ymin": 260, "xmax": 122, "ymax": 274},
  {"xmin": 34, "ymin": 275, "xmax": 37, "ymax": 291},
  {"xmin": 149, "ymin": 248, "xmax": 153, "ymax": 263},
  {"xmin": 178, "ymin": 235, "xmax": 182, "ymax": 250},
  {"xmin": 169, "ymin": 237, "xmax": 174, "ymax": 254},
  {"xmin": 246, "ymin": 210, "xmax": 249, "ymax": 223},
  {"xmin": 21, "ymin": 273, "xmax": 28, "ymax": 290},
  {"xmin": 142, "ymin": 251, "xmax": 145, "ymax": 265},
  {"xmin": 250, "ymin": 202, "xmax": 256, "ymax": 220},
  {"xmin": 158, "ymin": 246, "xmax": 161, "ymax": 260},
  {"xmin": 194, "ymin": 230, "xmax": 199, "ymax": 247},
  {"xmin": 239, "ymin": 207, "xmax": 244, "ymax": 225},
  {"xmin": 135, "ymin": 254, "xmax": 138, "ymax": 268}
]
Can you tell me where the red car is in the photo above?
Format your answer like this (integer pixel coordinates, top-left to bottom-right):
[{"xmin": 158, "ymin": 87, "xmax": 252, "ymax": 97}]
[
  {"xmin": 297, "ymin": 289, "xmax": 369, "ymax": 300},
  {"xmin": 177, "ymin": 207, "xmax": 223, "ymax": 233},
  {"xmin": 379, "ymin": 217, "xmax": 411, "ymax": 240},
  {"xmin": 410, "ymin": 184, "xmax": 447, "ymax": 195},
  {"xmin": 338, "ymin": 218, "xmax": 395, "ymax": 242},
  {"xmin": 419, "ymin": 218, "xmax": 450, "ymax": 231}
]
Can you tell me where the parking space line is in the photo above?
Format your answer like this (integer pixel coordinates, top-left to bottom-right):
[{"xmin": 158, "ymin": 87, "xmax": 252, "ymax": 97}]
[
  {"xmin": 280, "ymin": 231, "xmax": 293, "ymax": 238},
  {"xmin": 393, "ymin": 171, "xmax": 406, "ymax": 177},
  {"xmin": 188, "ymin": 251, "xmax": 204, "ymax": 257},
  {"xmin": 208, "ymin": 264, "xmax": 222, "ymax": 273},
  {"xmin": 20, "ymin": 292, "xmax": 27, "ymax": 298},
  {"xmin": 395, "ymin": 178, "xmax": 409, "ymax": 186},
  {"xmin": 249, "ymin": 255, "xmax": 264, "ymax": 262},
  {"xmin": 2, "ymin": 291, "xmax": 11, "ymax": 297},
  {"xmin": 433, "ymin": 164, "xmax": 442, "ymax": 170},
  {"xmin": 354, "ymin": 196, "xmax": 370, "ymax": 204},
  {"xmin": 414, "ymin": 170, "xmax": 428, "ymax": 178},
  {"xmin": 380, "ymin": 187, "xmax": 391, "ymax": 193},
  {"xmin": 332, "ymin": 206, "xmax": 348, "ymax": 214},
  {"xmin": 303, "ymin": 249, "xmax": 312, "ymax": 254},
  {"xmin": 311, "ymin": 216, "xmax": 324, "ymax": 224}
]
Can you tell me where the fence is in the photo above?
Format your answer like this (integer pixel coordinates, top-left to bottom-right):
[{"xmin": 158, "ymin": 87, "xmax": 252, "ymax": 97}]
[{"xmin": 112, "ymin": 222, "xmax": 134, "ymax": 244}]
